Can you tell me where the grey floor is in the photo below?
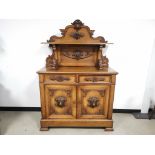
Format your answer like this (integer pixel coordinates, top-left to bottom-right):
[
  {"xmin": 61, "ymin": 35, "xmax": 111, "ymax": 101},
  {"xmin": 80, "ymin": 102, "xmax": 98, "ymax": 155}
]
[{"xmin": 0, "ymin": 111, "xmax": 155, "ymax": 135}]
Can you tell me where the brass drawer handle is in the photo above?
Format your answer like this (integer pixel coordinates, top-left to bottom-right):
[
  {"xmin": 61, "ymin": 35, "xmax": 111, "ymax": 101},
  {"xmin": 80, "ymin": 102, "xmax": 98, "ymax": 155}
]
[
  {"xmin": 84, "ymin": 77, "xmax": 105, "ymax": 82},
  {"xmin": 50, "ymin": 76, "xmax": 70, "ymax": 82}
]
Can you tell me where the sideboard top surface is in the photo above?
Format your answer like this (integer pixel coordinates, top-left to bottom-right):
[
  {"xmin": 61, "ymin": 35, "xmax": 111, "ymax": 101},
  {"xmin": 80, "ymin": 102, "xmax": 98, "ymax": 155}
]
[{"xmin": 37, "ymin": 67, "xmax": 118, "ymax": 75}]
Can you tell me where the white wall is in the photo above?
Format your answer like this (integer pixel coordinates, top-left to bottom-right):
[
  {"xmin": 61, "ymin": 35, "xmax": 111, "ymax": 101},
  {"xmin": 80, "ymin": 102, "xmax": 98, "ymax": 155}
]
[
  {"xmin": 0, "ymin": 19, "xmax": 155, "ymax": 109},
  {"xmin": 141, "ymin": 39, "xmax": 155, "ymax": 113}
]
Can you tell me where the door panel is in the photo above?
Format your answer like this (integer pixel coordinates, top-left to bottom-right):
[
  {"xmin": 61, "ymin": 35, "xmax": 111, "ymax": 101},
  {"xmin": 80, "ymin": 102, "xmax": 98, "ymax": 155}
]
[
  {"xmin": 77, "ymin": 85, "xmax": 110, "ymax": 119},
  {"xmin": 45, "ymin": 85, "xmax": 76, "ymax": 119}
]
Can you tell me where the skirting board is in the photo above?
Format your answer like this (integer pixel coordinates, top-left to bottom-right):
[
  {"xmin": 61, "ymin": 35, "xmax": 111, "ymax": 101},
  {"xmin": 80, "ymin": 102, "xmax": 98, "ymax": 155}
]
[{"xmin": 0, "ymin": 107, "xmax": 141, "ymax": 113}]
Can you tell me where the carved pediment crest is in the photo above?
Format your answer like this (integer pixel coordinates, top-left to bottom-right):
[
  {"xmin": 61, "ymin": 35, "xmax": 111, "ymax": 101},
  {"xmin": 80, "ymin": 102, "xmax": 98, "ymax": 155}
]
[
  {"xmin": 71, "ymin": 19, "xmax": 84, "ymax": 30},
  {"xmin": 48, "ymin": 19, "xmax": 106, "ymax": 44}
]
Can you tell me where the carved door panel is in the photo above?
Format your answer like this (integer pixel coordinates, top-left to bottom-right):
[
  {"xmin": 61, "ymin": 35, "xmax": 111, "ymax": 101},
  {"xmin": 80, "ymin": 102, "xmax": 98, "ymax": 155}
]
[
  {"xmin": 45, "ymin": 85, "xmax": 76, "ymax": 119},
  {"xmin": 77, "ymin": 85, "xmax": 110, "ymax": 119}
]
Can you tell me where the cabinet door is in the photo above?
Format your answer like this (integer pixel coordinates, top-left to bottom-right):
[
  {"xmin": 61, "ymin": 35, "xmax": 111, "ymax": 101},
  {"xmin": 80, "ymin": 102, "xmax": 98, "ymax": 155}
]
[
  {"xmin": 77, "ymin": 85, "xmax": 110, "ymax": 119},
  {"xmin": 45, "ymin": 85, "xmax": 76, "ymax": 119}
]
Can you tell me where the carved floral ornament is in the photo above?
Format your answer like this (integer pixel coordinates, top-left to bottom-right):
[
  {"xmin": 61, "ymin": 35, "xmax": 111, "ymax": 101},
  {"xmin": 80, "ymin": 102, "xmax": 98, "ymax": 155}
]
[
  {"xmin": 81, "ymin": 89, "xmax": 105, "ymax": 97},
  {"xmin": 49, "ymin": 89, "xmax": 72, "ymax": 97},
  {"xmin": 70, "ymin": 20, "xmax": 85, "ymax": 40},
  {"xmin": 49, "ymin": 75, "xmax": 70, "ymax": 82},
  {"xmin": 71, "ymin": 19, "xmax": 84, "ymax": 30},
  {"xmin": 62, "ymin": 49, "xmax": 93, "ymax": 60},
  {"xmin": 70, "ymin": 31, "xmax": 84, "ymax": 40}
]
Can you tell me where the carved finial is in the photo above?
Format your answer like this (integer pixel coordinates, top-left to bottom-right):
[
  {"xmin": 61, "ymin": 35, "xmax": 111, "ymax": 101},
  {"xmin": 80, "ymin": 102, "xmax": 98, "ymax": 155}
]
[{"xmin": 71, "ymin": 19, "xmax": 84, "ymax": 30}]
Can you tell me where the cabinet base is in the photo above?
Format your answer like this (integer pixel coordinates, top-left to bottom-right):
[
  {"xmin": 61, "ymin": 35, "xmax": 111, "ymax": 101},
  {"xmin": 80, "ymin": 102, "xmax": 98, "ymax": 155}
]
[
  {"xmin": 104, "ymin": 127, "xmax": 114, "ymax": 131},
  {"xmin": 40, "ymin": 127, "xmax": 49, "ymax": 131},
  {"xmin": 40, "ymin": 119, "xmax": 113, "ymax": 130}
]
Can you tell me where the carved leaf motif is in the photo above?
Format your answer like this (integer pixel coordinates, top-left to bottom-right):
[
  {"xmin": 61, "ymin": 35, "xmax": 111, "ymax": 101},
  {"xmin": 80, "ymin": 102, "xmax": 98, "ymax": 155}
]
[
  {"xmin": 62, "ymin": 50, "xmax": 93, "ymax": 60},
  {"xmin": 98, "ymin": 90, "xmax": 105, "ymax": 97},
  {"xmin": 81, "ymin": 89, "xmax": 91, "ymax": 97},
  {"xmin": 48, "ymin": 88, "xmax": 72, "ymax": 97},
  {"xmin": 84, "ymin": 77, "xmax": 105, "ymax": 82},
  {"xmin": 49, "ymin": 76, "xmax": 70, "ymax": 82},
  {"xmin": 70, "ymin": 31, "xmax": 84, "ymax": 40},
  {"xmin": 49, "ymin": 89, "xmax": 56, "ymax": 96}
]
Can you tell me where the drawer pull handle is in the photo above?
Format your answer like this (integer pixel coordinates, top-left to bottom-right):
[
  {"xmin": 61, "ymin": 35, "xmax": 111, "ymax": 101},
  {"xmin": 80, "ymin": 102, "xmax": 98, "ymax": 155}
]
[
  {"xmin": 87, "ymin": 97, "xmax": 99, "ymax": 108},
  {"xmin": 55, "ymin": 96, "xmax": 67, "ymax": 108},
  {"xmin": 84, "ymin": 77, "xmax": 105, "ymax": 82},
  {"xmin": 50, "ymin": 76, "xmax": 70, "ymax": 82}
]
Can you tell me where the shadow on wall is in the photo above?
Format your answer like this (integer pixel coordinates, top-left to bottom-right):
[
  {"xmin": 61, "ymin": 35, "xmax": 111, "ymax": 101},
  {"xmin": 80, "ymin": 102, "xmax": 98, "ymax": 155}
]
[
  {"xmin": 0, "ymin": 81, "xmax": 41, "ymax": 134},
  {"xmin": 0, "ymin": 37, "xmax": 5, "ymax": 54},
  {"xmin": 24, "ymin": 77, "xmax": 41, "ymax": 127},
  {"xmin": 0, "ymin": 72, "xmax": 21, "ymax": 134},
  {"xmin": 0, "ymin": 84, "xmax": 20, "ymax": 134},
  {"xmin": 0, "ymin": 36, "xmax": 41, "ymax": 134},
  {"xmin": 0, "ymin": 72, "xmax": 40, "ymax": 135},
  {"xmin": 141, "ymin": 39, "xmax": 155, "ymax": 113}
]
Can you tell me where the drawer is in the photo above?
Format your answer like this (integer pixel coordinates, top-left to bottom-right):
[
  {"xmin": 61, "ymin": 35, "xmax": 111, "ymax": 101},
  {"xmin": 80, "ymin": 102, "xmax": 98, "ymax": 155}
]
[
  {"xmin": 79, "ymin": 75, "xmax": 111, "ymax": 83},
  {"xmin": 45, "ymin": 74, "xmax": 76, "ymax": 83}
]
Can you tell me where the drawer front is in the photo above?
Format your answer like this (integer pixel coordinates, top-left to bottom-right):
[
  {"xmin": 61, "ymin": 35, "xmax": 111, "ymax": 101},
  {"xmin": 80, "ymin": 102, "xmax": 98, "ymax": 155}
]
[
  {"xmin": 45, "ymin": 74, "xmax": 76, "ymax": 83},
  {"xmin": 79, "ymin": 75, "xmax": 111, "ymax": 83}
]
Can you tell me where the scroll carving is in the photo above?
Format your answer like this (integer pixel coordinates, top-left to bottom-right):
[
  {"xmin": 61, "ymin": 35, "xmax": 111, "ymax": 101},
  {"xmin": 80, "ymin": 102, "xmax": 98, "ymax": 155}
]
[
  {"xmin": 84, "ymin": 77, "xmax": 105, "ymax": 82},
  {"xmin": 49, "ymin": 89, "xmax": 72, "ymax": 97},
  {"xmin": 81, "ymin": 89, "xmax": 90, "ymax": 97},
  {"xmin": 81, "ymin": 89, "xmax": 105, "ymax": 97},
  {"xmin": 70, "ymin": 31, "xmax": 84, "ymax": 40},
  {"xmin": 63, "ymin": 49, "xmax": 93, "ymax": 60},
  {"xmin": 46, "ymin": 55, "xmax": 58, "ymax": 70},
  {"xmin": 49, "ymin": 76, "xmax": 70, "ymax": 82},
  {"xmin": 98, "ymin": 90, "xmax": 105, "ymax": 97},
  {"xmin": 97, "ymin": 56, "xmax": 109, "ymax": 70},
  {"xmin": 61, "ymin": 45, "xmax": 95, "ymax": 60},
  {"xmin": 46, "ymin": 44, "xmax": 58, "ymax": 69}
]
